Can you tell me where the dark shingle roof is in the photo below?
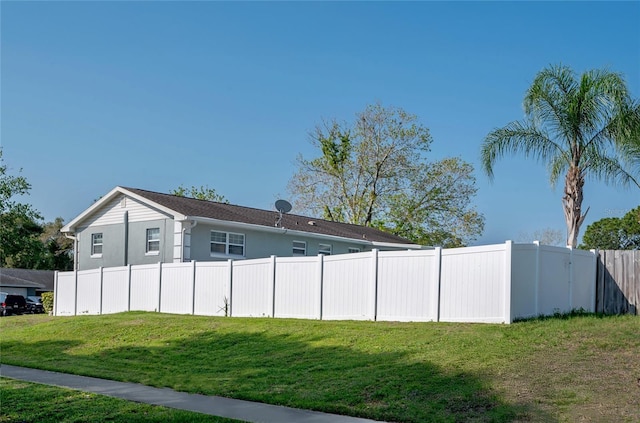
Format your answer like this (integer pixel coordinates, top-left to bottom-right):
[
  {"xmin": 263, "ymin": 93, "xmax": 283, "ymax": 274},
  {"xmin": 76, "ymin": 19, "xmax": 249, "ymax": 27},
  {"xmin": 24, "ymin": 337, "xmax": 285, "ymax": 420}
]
[
  {"xmin": 0, "ymin": 268, "xmax": 55, "ymax": 291},
  {"xmin": 123, "ymin": 187, "xmax": 416, "ymax": 245}
]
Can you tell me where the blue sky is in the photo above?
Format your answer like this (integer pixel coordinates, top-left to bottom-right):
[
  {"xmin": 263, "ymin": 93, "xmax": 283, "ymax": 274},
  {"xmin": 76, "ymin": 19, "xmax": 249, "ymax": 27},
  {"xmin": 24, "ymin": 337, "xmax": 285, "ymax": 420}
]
[{"xmin": 2, "ymin": 1, "xmax": 639, "ymax": 246}]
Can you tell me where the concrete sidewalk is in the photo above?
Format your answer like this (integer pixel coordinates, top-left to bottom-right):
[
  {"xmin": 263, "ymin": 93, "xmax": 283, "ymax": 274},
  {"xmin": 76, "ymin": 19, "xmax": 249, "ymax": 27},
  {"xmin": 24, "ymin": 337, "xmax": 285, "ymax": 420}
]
[{"xmin": 1, "ymin": 364, "xmax": 385, "ymax": 423}]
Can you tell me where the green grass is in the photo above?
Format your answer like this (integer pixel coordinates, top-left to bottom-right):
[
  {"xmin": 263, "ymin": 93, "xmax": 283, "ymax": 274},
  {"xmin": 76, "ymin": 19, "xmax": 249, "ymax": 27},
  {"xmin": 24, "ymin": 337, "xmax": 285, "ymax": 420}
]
[
  {"xmin": 0, "ymin": 378, "xmax": 242, "ymax": 423},
  {"xmin": 1, "ymin": 312, "xmax": 639, "ymax": 422}
]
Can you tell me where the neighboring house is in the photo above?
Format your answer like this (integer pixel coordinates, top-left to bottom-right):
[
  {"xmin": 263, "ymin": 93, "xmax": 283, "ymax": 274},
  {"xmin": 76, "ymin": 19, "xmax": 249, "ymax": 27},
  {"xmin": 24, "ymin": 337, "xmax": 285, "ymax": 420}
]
[
  {"xmin": 61, "ymin": 186, "xmax": 423, "ymax": 271},
  {"xmin": 0, "ymin": 268, "xmax": 55, "ymax": 297}
]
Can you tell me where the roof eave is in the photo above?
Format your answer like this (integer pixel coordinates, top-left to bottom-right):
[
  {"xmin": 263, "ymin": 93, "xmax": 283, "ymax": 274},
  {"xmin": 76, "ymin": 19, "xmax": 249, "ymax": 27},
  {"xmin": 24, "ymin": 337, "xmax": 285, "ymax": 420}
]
[
  {"xmin": 190, "ymin": 216, "xmax": 412, "ymax": 247},
  {"xmin": 371, "ymin": 241, "xmax": 428, "ymax": 250}
]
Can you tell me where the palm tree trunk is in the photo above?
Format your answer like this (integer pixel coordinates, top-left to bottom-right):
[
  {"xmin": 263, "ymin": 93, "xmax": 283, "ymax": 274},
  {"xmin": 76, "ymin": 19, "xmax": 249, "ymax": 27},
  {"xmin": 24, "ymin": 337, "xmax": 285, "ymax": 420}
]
[{"xmin": 562, "ymin": 165, "xmax": 588, "ymax": 247}]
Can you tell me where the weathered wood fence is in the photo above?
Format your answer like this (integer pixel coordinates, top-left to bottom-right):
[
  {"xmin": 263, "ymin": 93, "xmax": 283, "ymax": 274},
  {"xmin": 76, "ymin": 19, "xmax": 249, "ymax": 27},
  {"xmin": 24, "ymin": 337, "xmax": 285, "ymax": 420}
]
[{"xmin": 596, "ymin": 250, "xmax": 639, "ymax": 315}]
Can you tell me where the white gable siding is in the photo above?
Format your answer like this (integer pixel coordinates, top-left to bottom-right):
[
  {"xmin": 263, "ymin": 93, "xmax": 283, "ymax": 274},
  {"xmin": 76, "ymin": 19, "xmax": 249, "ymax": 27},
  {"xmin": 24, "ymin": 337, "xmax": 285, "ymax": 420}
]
[{"xmin": 80, "ymin": 194, "xmax": 171, "ymax": 229}]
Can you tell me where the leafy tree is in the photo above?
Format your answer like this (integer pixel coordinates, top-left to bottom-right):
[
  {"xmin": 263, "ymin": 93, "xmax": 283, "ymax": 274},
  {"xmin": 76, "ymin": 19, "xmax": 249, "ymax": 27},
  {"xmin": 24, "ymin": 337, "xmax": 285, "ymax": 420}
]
[
  {"xmin": 171, "ymin": 185, "xmax": 228, "ymax": 203},
  {"xmin": 40, "ymin": 217, "xmax": 74, "ymax": 270},
  {"xmin": 0, "ymin": 149, "xmax": 46, "ymax": 268},
  {"xmin": 289, "ymin": 103, "xmax": 484, "ymax": 247},
  {"xmin": 580, "ymin": 206, "xmax": 640, "ymax": 250},
  {"xmin": 481, "ymin": 65, "xmax": 640, "ymax": 248}
]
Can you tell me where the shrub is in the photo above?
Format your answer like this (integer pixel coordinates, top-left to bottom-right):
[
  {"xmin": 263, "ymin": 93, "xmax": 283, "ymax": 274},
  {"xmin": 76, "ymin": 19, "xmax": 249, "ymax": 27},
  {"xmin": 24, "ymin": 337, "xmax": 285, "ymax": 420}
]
[{"xmin": 41, "ymin": 292, "xmax": 54, "ymax": 314}]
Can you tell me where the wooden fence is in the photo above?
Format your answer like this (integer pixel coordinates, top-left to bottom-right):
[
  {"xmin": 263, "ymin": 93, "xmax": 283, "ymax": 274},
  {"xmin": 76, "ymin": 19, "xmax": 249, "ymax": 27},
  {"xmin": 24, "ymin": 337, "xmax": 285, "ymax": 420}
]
[{"xmin": 596, "ymin": 250, "xmax": 639, "ymax": 315}]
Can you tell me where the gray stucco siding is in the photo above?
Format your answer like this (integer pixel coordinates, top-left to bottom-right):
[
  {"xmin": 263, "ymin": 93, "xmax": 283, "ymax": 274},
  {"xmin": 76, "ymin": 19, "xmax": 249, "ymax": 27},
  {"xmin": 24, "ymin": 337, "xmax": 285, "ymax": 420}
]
[
  {"xmin": 188, "ymin": 222, "xmax": 374, "ymax": 261},
  {"xmin": 76, "ymin": 219, "xmax": 174, "ymax": 270},
  {"xmin": 77, "ymin": 224, "xmax": 125, "ymax": 270},
  {"xmin": 126, "ymin": 219, "xmax": 174, "ymax": 266}
]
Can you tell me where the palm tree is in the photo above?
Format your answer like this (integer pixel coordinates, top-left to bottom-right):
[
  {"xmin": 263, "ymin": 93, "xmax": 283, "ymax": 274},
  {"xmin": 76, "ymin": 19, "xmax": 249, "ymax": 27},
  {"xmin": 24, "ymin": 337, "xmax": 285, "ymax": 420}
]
[{"xmin": 481, "ymin": 64, "xmax": 640, "ymax": 247}]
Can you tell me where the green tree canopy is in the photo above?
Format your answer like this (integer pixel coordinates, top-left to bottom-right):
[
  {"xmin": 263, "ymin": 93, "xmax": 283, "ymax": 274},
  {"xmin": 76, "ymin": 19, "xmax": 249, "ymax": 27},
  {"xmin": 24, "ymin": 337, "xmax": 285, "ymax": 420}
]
[
  {"xmin": 40, "ymin": 217, "xmax": 74, "ymax": 270},
  {"xmin": 171, "ymin": 185, "xmax": 228, "ymax": 203},
  {"xmin": 289, "ymin": 103, "xmax": 484, "ymax": 247},
  {"xmin": 580, "ymin": 207, "xmax": 640, "ymax": 250},
  {"xmin": 481, "ymin": 64, "xmax": 640, "ymax": 248},
  {"xmin": 0, "ymin": 148, "xmax": 45, "ymax": 268}
]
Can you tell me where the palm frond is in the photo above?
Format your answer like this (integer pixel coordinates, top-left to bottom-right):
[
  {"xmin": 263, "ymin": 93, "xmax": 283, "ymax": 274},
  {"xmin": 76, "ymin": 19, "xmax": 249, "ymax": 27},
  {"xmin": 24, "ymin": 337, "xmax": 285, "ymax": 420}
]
[
  {"xmin": 481, "ymin": 120, "xmax": 566, "ymax": 181},
  {"xmin": 547, "ymin": 155, "xmax": 568, "ymax": 187},
  {"xmin": 582, "ymin": 145, "xmax": 639, "ymax": 188}
]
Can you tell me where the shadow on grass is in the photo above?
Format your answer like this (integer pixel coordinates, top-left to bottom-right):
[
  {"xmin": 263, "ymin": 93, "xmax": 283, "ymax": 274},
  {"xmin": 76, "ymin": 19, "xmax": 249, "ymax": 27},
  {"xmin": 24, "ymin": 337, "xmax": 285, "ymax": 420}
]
[
  {"xmin": 2, "ymin": 321, "xmax": 553, "ymax": 423},
  {"xmin": 513, "ymin": 308, "xmax": 609, "ymax": 323}
]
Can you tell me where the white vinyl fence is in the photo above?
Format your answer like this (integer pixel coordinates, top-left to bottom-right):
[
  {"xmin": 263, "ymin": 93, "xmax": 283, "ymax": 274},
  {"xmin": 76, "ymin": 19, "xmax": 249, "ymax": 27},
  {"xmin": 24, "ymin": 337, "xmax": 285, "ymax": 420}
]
[{"xmin": 54, "ymin": 241, "xmax": 598, "ymax": 324}]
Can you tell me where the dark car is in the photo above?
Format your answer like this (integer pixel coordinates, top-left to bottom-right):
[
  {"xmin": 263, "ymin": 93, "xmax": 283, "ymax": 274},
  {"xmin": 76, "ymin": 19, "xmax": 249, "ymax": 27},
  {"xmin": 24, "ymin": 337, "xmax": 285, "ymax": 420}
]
[
  {"xmin": 0, "ymin": 293, "xmax": 27, "ymax": 316},
  {"xmin": 26, "ymin": 296, "xmax": 45, "ymax": 314}
]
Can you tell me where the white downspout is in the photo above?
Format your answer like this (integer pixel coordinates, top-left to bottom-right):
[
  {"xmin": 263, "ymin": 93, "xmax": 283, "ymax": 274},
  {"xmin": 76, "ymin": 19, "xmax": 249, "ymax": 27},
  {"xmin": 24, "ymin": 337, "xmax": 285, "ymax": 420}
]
[
  {"xmin": 64, "ymin": 233, "xmax": 78, "ymax": 271},
  {"xmin": 182, "ymin": 219, "xmax": 197, "ymax": 262}
]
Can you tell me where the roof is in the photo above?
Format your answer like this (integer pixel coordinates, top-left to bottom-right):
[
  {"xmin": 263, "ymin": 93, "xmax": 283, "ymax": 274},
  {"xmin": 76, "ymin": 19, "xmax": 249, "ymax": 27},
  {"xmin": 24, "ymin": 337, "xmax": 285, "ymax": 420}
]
[
  {"xmin": 0, "ymin": 268, "xmax": 55, "ymax": 291},
  {"xmin": 64, "ymin": 186, "xmax": 419, "ymax": 247},
  {"xmin": 125, "ymin": 187, "xmax": 417, "ymax": 246}
]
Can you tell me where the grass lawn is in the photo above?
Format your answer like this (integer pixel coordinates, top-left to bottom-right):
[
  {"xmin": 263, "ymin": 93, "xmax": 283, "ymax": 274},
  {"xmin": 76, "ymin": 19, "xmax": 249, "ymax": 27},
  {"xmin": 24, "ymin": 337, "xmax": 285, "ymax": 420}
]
[
  {"xmin": 0, "ymin": 378, "xmax": 242, "ymax": 423},
  {"xmin": 1, "ymin": 312, "xmax": 638, "ymax": 422}
]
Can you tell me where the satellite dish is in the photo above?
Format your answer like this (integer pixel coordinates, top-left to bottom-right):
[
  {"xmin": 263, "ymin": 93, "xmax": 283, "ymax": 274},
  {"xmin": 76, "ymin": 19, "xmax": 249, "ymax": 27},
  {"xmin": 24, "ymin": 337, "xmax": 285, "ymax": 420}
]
[
  {"xmin": 274, "ymin": 200, "xmax": 292, "ymax": 228},
  {"xmin": 275, "ymin": 199, "xmax": 292, "ymax": 214}
]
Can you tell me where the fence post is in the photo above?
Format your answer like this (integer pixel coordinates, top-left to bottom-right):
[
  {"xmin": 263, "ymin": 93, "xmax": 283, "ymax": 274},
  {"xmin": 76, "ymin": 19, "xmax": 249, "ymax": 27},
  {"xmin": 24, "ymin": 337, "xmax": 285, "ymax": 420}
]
[
  {"xmin": 227, "ymin": 259, "xmax": 233, "ymax": 317},
  {"xmin": 318, "ymin": 254, "xmax": 324, "ymax": 320},
  {"xmin": 53, "ymin": 271, "xmax": 59, "ymax": 316},
  {"xmin": 270, "ymin": 255, "xmax": 277, "ymax": 318},
  {"xmin": 127, "ymin": 264, "xmax": 132, "ymax": 312},
  {"xmin": 434, "ymin": 247, "xmax": 442, "ymax": 322},
  {"xmin": 74, "ymin": 268, "xmax": 78, "ymax": 316},
  {"xmin": 590, "ymin": 249, "xmax": 598, "ymax": 313},
  {"xmin": 157, "ymin": 262, "xmax": 163, "ymax": 313},
  {"xmin": 533, "ymin": 241, "xmax": 540, "ymax": 316},
  {"xmin": 191, "ymin": 260, "xmax": 197, "ymax": 315},
  {"xmin": 99, "ymin": 266, "xmax": 104, "ymax": 315},
  {"xmin": 371, "ymin": 249, "xmax": 379, "ymax": 321},
  {"xmin": 568, "ymin": 246, "xmax": 574, "ymax": 310},
  {"xmin": 503, "ymin": 241, "xmax": 513, "ymax": 323}
]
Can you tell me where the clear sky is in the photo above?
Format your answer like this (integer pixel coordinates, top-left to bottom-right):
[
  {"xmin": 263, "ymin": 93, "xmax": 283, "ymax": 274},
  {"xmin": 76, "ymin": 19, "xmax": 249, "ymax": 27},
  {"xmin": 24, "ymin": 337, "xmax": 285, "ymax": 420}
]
[{"xmin": 2, "ymin": 1, "xmax": 639, "ymax": 246}]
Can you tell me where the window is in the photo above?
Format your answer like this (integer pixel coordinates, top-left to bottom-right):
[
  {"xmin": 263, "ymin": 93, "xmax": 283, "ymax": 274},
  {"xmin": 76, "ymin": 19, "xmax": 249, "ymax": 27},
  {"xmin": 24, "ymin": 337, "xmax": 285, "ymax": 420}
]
[
  {"xmin": 146, "ymin": 228, "xmax": 160, "ymax": 254},
  {"xmin": 292, "ymin": 241, "xmax": 306, "ymax": 256},
  {"xmin": 211, "ymin": 231, "xmax": 245, "ymax": 256},
  {"xmin": 348, "ymin": 247, "xmax": 361, "ymax": 253},
  {"xmin": 318, "ymin": 243, "xmax": 332, "ymax": 255},
  {"xmin": 91, "ymin": 233, "xmax": 103, "ymax": 257}
]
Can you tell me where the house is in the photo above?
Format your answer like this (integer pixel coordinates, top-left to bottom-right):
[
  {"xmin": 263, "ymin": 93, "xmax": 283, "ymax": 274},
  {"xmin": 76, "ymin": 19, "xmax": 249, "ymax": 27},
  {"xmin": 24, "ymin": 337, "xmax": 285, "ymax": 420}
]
[
  {"xmin": 0, "ymin": 268, "xmax": 55, "ymax": 297},
  {"xmin": 61, "ymin": 187, "xmax": 422, "ymax": 271}
]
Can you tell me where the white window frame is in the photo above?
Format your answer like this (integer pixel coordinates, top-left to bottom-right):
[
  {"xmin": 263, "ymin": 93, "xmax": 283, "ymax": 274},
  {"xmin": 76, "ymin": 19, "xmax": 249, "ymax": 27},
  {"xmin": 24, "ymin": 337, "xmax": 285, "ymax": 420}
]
[
  {"xmin": 91, "ymin": 233, "xmax": 103, "ymax": 257},
  {"xmin": 146, "ymin": 228, "xmax": 160, "ymax": 255},
  {"xmin": 292, "ymin": 241, "xmax": 306, "ymax": 256},
  {"xmin": 348, "ymin": 247, "xmax": 361, "ymax": 253},
  {"xmin": 210, "ymin": 230, "xmax": 245, "ymax": 257},
  {"xmin": 318, "ymin": 243, "xmax": 332, "ymax": 255}
]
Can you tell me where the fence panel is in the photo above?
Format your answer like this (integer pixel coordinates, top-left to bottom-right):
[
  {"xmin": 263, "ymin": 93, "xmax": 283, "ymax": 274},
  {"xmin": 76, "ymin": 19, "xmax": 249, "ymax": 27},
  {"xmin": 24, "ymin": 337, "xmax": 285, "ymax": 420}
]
[
  {"xmin": 274, "ymin": 256, "xmax": 321, "ymax": 319},
  {"xmin": 194, "ymin": 261, "xmax": 231, "ymax": 316},
  {"xmin": 129, "ymin": 264, "xmax": 161, "ymax": 312},
  {"xmin": 55, "ymin": 272, "xmax": 77, "ymax": 315},
  {"xmin": 54, "ymin": 242, "xmax": 599, "ymax": 323},
  {"xmin": 160, "ymin": 262, "xmax": 194, "ymax": 315},
  {"xmin": 376, "ymin": 250, "xmax": 439, "ymax": 322},
  {"xmin": 597, "ymin": 250, "xmax": 639, "ymax": 315},
  {"xmin": 440, "ymin": 244, "xmax": 508, "ymax": 323},
  {"xmin": 231, "ymin": 258, "xmax": 273, "ymax": 317},
  {"xmin": 510, "ymin": 244, "xmax": 538, "ymax": 319},
  {"xmin": 571, "ymin": 249, "xmax": 597, "ymax": 312},
  {"xmin": 537, "ymin": 246, "xmax": 570, "ymax": 316},
  {"xmin": 322, "ymin": 252, "xmax": 373, "ymax": 320},
  {"xmin": 102, "ymin": 266, "xmax": 130, "ymax": 314},
  {"xmin": 76, "ymin": 269, "xmax": 102, "ymax": 315}
]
